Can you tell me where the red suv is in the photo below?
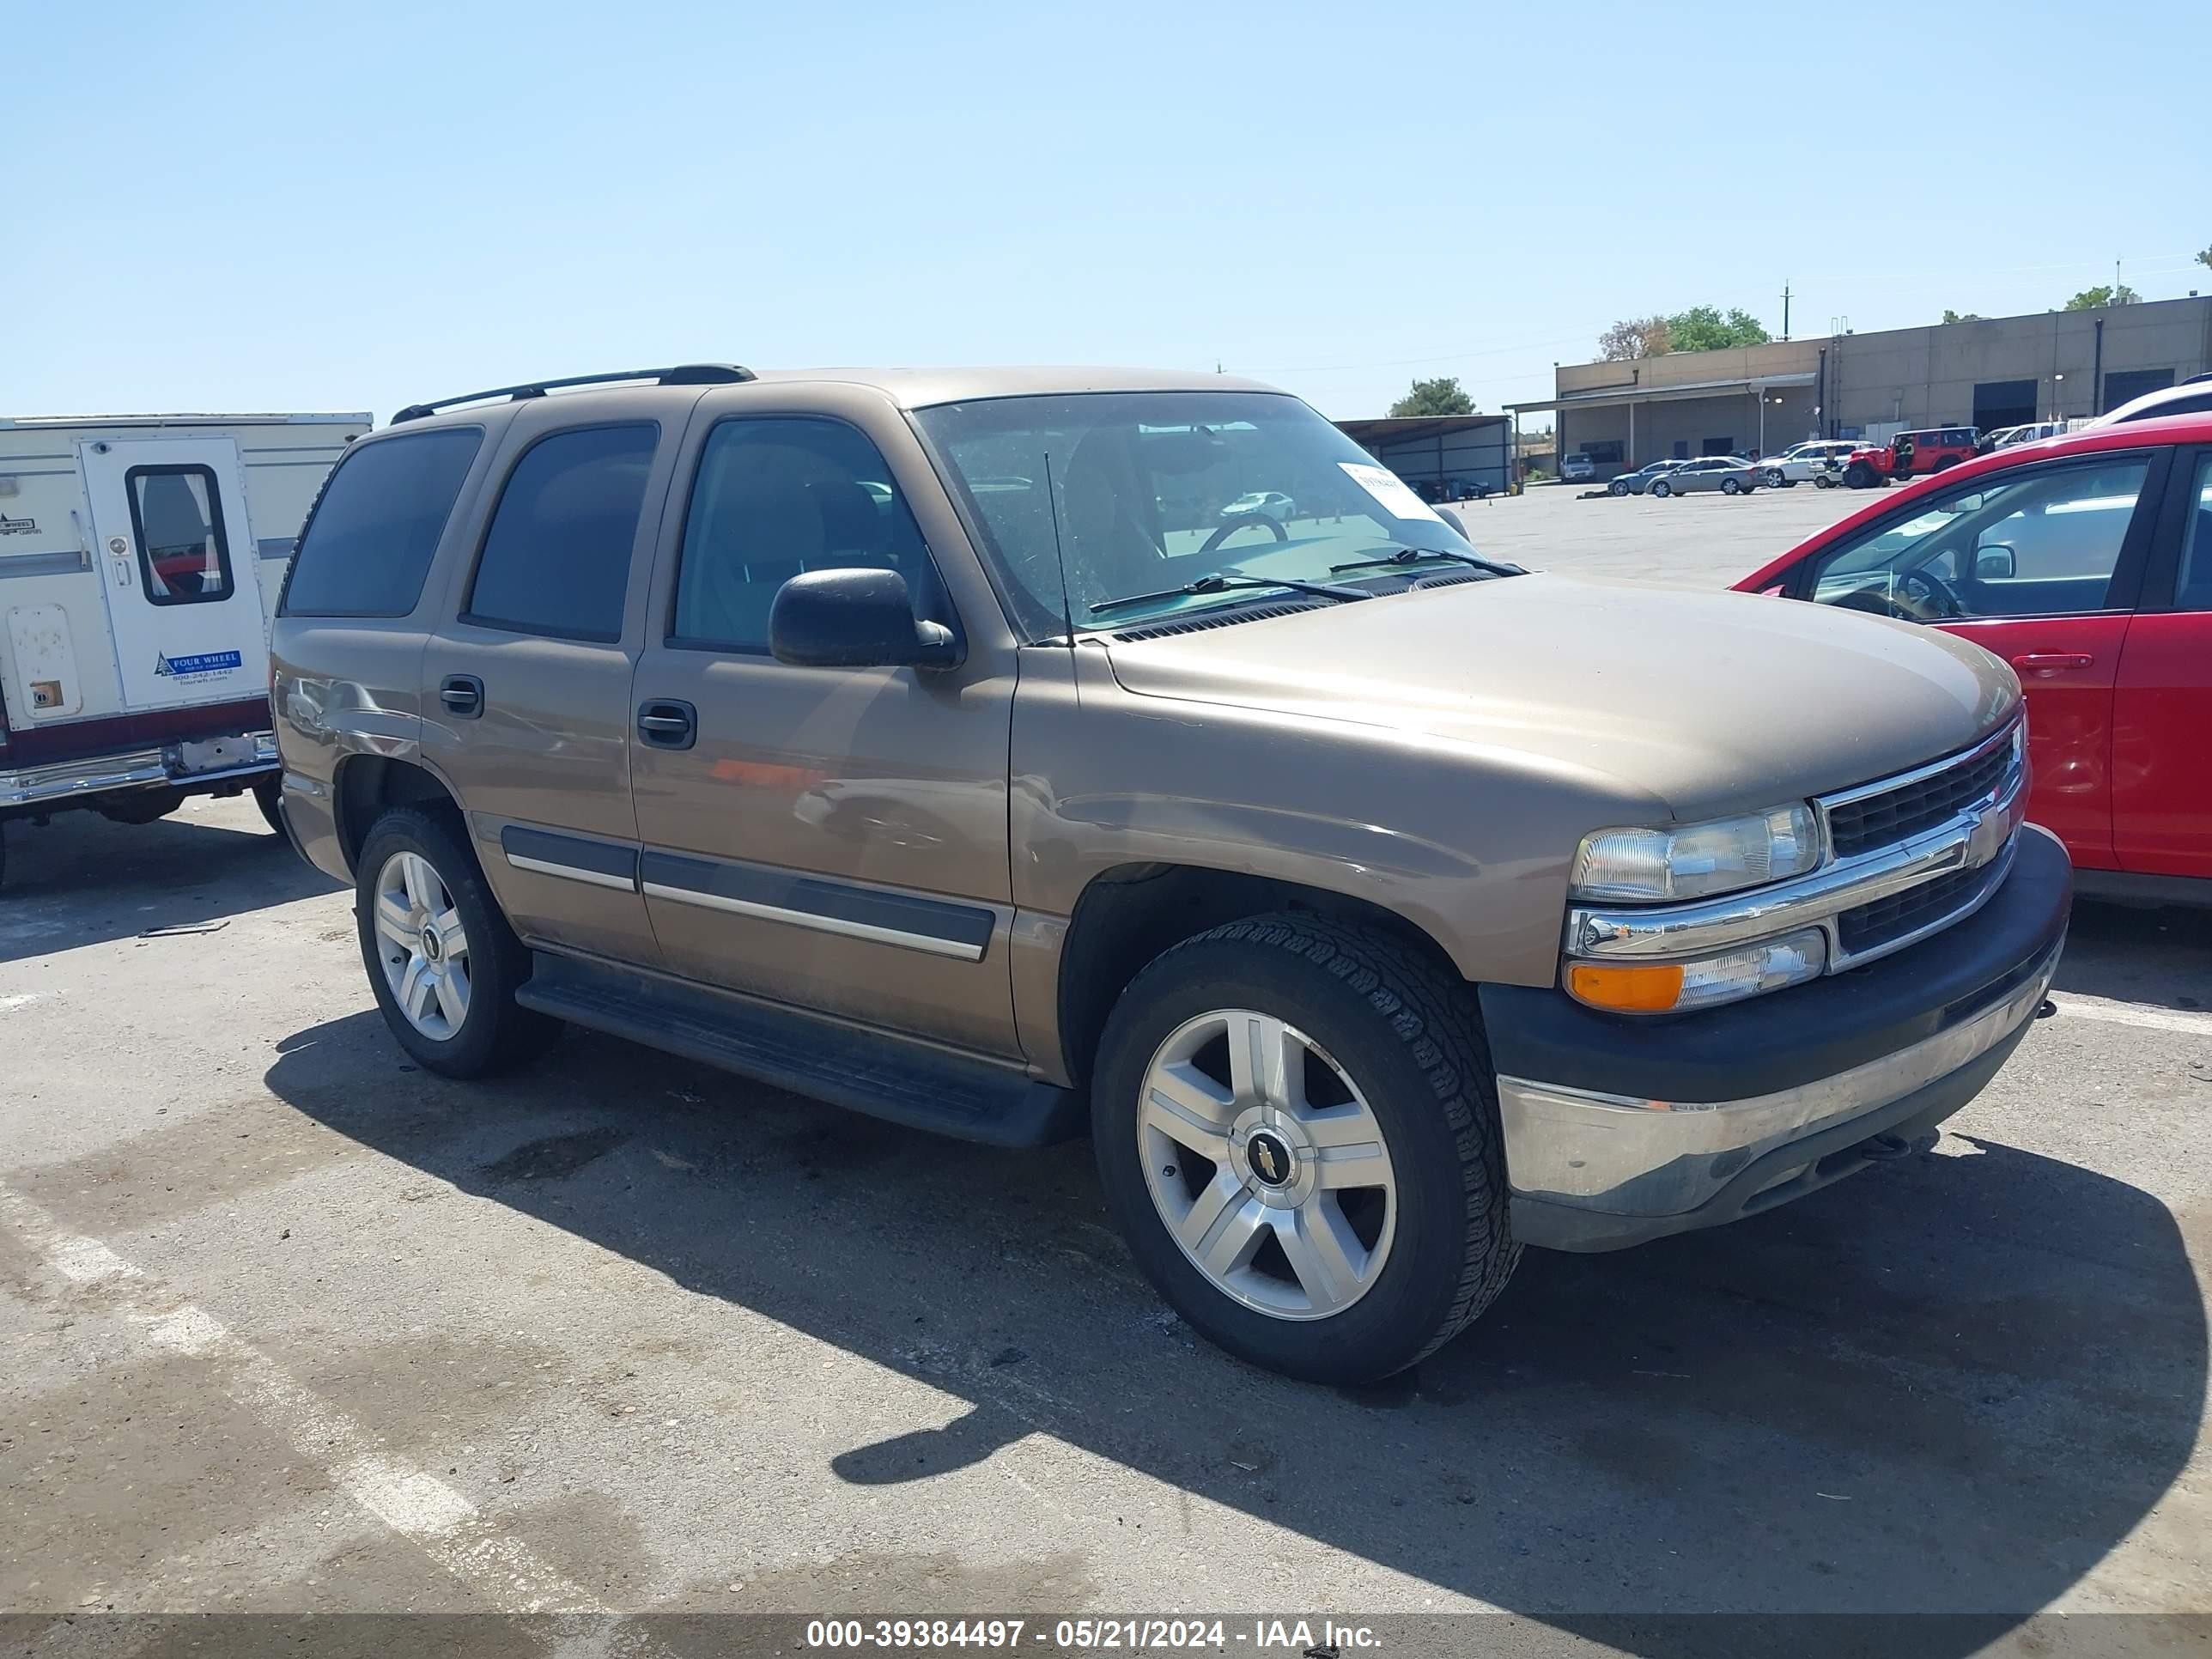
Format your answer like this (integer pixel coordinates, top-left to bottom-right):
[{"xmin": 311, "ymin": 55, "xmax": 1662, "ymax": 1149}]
[
  {"xmin": 1739, "ymin": 414, "xmax": 2212, "ymax": 902},
  {"xmin": 1841, "ymin": 426, "xmax": 1980, "ymax": 489}
]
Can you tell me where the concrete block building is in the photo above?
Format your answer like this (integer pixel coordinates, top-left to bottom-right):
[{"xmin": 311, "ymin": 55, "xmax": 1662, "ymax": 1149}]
[{"xmin": 1514, "ymin": 295, "xmax": 2212, "ymax": 477}]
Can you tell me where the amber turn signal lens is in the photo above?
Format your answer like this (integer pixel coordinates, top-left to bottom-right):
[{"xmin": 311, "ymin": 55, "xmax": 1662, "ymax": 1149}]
[{"xmin": 1565, "ymin": 962, "xmax": 1686, "ymax": 1013}]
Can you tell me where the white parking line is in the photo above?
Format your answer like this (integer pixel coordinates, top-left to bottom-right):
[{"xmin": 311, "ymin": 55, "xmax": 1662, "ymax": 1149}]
[
  {"xmin": 2047, "ymin": 992, "xmax": 2212, "ymax": 1038},
  {"xmin": 0, "ymin": 1182, "xmax": 643, "ymax": 1646}
]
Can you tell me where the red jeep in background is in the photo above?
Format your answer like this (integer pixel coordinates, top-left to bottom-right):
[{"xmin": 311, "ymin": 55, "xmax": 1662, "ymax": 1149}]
[{"xmin": 1841, "ymin": 425, "xmax": 1981, "ymax": 489}]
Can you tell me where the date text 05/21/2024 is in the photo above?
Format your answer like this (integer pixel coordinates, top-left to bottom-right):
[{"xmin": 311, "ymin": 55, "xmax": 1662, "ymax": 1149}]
[{"xmin": 803, "ymin": 1618, "xmax": 1382, "ymax": 1652}]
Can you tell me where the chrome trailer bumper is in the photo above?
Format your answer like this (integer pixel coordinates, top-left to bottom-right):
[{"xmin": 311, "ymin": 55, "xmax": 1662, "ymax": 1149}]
[{"xmin": 0, "ymin": 732, "xmax": 278, "ymax": 812}]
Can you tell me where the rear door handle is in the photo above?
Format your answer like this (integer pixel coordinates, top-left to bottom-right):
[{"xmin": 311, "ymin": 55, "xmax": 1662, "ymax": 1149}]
[
  {"xmin": 2008, "ymin": 652, "xmax": 2094, "ymax": 677},
  {"xmin": 636, "ymin": 698, "xmax": 697, "ymax": 750},
  {"xmin": 439, "ymin": 674, "xmax": 484, "ymax": 717}
]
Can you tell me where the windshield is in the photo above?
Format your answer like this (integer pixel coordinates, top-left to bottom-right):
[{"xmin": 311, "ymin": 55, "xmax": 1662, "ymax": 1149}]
[{"xmin": 914, "ymin": 391, "xmax": 1487, "ymax": 635}]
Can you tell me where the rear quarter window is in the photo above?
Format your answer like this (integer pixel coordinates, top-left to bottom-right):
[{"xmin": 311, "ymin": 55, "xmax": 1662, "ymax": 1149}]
[{"xmin": 281, "ymin": 428, "xmax": 484, "ymax": 617}]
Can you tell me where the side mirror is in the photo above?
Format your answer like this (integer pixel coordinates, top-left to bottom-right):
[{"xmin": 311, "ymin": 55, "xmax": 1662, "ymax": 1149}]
[
  {"xmin": 769, "ymin": 568, "xmax": 959, "ymax": 670},
  {"xmin": 1975, "ymin": 544, "xmax": 2017, "ymax": 580}
]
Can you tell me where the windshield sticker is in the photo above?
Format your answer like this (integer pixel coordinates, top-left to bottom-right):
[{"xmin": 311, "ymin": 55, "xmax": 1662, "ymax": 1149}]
[{"xmin": 1337, "ymin": 462, "xmax": 1444, "ymax": 524}]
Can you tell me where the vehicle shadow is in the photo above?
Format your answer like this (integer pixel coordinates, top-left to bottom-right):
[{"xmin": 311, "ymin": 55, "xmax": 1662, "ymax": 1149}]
[
  {"xmin": 265, "ymin": 1008, "xmax": 2205, "ymax": 1650},
  {"xmin": 2054, "ymin": 896, "xmax": 2212, "ymax": 1011},
  {"xmin": 0, "ymin": 805, "xmax": 333, "ymax": 964}
]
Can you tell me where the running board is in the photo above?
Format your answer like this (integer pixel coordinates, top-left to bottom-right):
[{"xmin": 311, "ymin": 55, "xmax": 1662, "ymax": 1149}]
[{"xmin": 514, "ymin": 952, "xmax": 1082, "ymax": 1148}]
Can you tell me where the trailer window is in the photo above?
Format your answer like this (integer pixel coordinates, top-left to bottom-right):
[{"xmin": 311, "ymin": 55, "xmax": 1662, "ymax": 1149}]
[{"xmin": 126, "ymin": 465, "xmax": 234, "ymax": 606}]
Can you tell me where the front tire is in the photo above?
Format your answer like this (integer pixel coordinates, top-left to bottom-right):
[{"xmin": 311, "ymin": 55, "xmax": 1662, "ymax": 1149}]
[
  {"xmin": 355, "ymin": 805, "xmax": 558, "ymax": 1078},
  {"xmin": 1649, "ymin": 479, "xmax": 1671, "ymax": 497},
  {"xmin": 1091, "ymin": 914, "xmax": 1518, "ymax": 1383},
  {"xmin": 1609, "ymin": 479, "xmax": 1628, "ymax": 496}
]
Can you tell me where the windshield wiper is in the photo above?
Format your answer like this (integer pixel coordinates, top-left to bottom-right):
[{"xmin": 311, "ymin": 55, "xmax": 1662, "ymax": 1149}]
[
  {"xmin": 1087, "ymin": 571, "xmax": 1373, "ymax": 616},
  {"xmin": 1328, "ymin": 546, "xmax": 1525, "ymax": 579}
]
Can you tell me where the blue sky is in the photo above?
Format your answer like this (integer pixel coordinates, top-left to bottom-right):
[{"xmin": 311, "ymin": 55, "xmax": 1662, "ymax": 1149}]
[{"xmin": 11, "ymin": 0, "xmax": 2208, "ymax": 427}]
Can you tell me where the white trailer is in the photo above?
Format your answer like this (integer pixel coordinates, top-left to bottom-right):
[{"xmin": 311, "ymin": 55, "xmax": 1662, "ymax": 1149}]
[{"xmin": 0, "ymin": 410, "xmax": 371, "ymax": 886}]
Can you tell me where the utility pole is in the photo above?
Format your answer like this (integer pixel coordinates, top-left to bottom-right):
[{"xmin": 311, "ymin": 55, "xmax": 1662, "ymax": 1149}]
[{"xmin": 1781, "ymin": 282, "xmax": 1791, "ymax": 342}]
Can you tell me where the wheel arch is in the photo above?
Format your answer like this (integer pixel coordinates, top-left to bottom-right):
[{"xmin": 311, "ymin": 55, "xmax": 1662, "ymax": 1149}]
[
  {"xmin": 332, "ymin": 754, "xmax": 464, "ymax": 877},
  {"xmin": 1052, "ymin": 861, "xmax": 1467, "ymax": 1089}
]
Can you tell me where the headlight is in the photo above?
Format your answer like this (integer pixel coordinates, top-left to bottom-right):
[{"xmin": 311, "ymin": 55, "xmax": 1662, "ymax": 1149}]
[
  {"xmin": 1567, "ymin": 927, "xmax": 1828, "ymax": 1014},
  {"xmin": 1571, "ymin": 803, "xmax": 1821, "ymax": 903}
]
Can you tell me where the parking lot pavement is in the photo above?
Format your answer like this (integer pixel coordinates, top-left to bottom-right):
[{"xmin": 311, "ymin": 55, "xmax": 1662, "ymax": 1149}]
[
  {"xmin": 3, "ymin": 797, "xmax": 2209, "ymax": 1650},
  {"xmin": 1452, "ymin": 479, "xmax": 1874, "ymax": 586}
]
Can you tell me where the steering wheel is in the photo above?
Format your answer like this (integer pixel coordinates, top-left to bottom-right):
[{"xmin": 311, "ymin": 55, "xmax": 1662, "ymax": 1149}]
[
  {"xmin": 1834, "ymin": 565, "xmax": 1962, "ymax": 623},
  {"xmin": 1893, "ymin": 565, "xmax": 1964, "ymax": 619},
  {"xmin": 1199, "ymin": 511, "xmax": 1289, "ymax": 556}
]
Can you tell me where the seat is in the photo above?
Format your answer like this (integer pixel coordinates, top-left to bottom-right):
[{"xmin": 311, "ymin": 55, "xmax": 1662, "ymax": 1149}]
[
  {"xmin": 676, "ymin": 472, "xmax": 824, "ymax": 646},
  {"xmin": 808, "ymin": 479, "xmax": 891, "ymax": 567}
]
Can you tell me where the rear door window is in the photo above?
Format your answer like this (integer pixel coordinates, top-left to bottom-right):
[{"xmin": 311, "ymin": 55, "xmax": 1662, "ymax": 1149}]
[
  {"xmin": 282, "ymin": 428, "xmax": 483, "ymax": 617},
  {"xmin": 465, "ymin": 424, "xmax": 658, "ymax": 642}
]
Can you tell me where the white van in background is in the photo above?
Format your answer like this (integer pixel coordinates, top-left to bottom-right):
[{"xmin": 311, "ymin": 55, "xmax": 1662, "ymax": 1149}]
[{"xmin": 0, "ymin": 411, "xmax": 370, "ymax": 887}]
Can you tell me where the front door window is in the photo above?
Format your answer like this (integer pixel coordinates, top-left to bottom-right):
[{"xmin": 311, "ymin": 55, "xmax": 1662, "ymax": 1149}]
[{"xmin": 1805, "ymin": 458, "xmax": 2153, "ymax": 622}]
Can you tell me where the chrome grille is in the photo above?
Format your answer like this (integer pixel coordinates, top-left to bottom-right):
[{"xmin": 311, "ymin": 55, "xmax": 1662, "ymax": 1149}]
[
  {"xmin": 1837, "ymin": 861, "xmax": 1998, "ymax": 956},
  {"xmin": 1826, "ymin": 734, "xmax": 2017, "ymax": 858}
]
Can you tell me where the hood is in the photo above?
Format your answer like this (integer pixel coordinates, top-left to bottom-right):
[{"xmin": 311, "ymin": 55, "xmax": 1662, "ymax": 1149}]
[{"xmin": 1101, "ymin": 574, "xmax": 2019, "ymax": 822}]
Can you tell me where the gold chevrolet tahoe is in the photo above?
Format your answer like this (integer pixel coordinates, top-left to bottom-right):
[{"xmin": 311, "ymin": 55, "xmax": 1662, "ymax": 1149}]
[{"xmin": 270, "ymin": 364, "xmax": 2069, "ymax": 1382}]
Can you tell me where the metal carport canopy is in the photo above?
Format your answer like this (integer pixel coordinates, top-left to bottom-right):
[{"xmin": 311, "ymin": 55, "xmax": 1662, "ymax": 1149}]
[{"xmin": 1505, "ymin": 371, "xmax": 1816, "ymax": 415}]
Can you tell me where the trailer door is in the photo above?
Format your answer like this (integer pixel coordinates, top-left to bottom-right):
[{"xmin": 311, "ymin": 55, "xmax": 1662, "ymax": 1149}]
[{"xmin": 80, "ymin": 437, "xmax": 269, "ymax": 710}]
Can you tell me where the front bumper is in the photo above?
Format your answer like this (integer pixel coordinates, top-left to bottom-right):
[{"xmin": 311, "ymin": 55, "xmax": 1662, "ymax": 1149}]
[
  {"xmin": 0, "ymin": 731, "xmax": 277, "ymax": 811},
  {"xmin": 1480, "ymin": 824, "xmax": 2071, "ymax": 1252}
]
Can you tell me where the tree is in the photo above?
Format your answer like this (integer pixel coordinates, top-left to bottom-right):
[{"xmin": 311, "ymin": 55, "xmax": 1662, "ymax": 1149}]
[
  {"xmin": 1389, "ymin": 376, "xmax": 1474, "ymax": 416},
  {"xmin": 1941, "ymin": 308, "xmax": 1982, "ymax": 324},
  {"xmin": 2197, "ymin": 246, "xmax": 2212, "ymax": 275},
  {"xmin": 2064, "ymin": 284, "xmax": 2141, "ymax": 310},
  {"xmin": 1598, "ymin": 315, "xmax": 1670, "ymax": 361},
  {"xmin": 1663, "ymin": 305, "xmax": 1772, "ymax": 352}
]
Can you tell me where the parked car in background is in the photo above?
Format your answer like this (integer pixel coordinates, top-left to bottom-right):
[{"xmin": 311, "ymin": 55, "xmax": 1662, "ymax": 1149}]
[
  {"xmin": 1647, "ymin": 457, "xmax": 1761, "ymax": 496},
  {"xmin": 1560, "ymin": 453, "xmax": 1597, "ymax": 483},
  {"xmin": 1761, "ymin": 441, "xmax": 1863, "ymax": 489},
  {"xmin": 272, "ymin": 362, "xmax": 2071, "ymax": 1383},
  {"xmin": 1607, "ymin": 459, "xmax": 1687, "ymax": 496},
  {"xmin": 2084, "ymin": 373, "xmax": 2212, "ymax": 429},
  {"xmin": 1739, "ymin": 410, "xmax": 2212, "ymax": 902},
  {"xmin": 1979, "ymin": 421, "xmax": 2069, "ymax": 453},
  {"xmin": 1841, "ymin": 426, "xmax": 1979, "ymax": 488},
  {"xmin": 1223, "ymin": 489, "xmax": 1297, "ymax": 520}
]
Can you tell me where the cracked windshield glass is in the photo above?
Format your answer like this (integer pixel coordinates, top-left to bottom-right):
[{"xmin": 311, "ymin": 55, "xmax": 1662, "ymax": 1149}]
[{"xmin": 915, "ymin": 391, "xmax": 1486, "ymax": 636}]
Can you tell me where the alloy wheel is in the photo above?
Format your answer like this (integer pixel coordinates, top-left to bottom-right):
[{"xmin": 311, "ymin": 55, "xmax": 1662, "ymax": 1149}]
[
  {"xmin": 1137, "ymin": 1008, "xmax": 1397, "ymax": 1321},
  {"xmin": 372, "ymin": 850, "xmax": 472, "ymax": 1040}
]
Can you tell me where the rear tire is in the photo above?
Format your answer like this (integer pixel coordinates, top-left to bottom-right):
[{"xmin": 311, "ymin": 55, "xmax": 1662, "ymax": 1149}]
[
  {"xmin": 1091, "ymin": 913, "xmax": 1518, "ymax": 1383},
  {"xmin": 355, "ymin": 805, "xmax": 559, "ymax": 1079},
  {"xmin": 1722, "ymin": 477, "xmax": 1743, "ymax": 495}
]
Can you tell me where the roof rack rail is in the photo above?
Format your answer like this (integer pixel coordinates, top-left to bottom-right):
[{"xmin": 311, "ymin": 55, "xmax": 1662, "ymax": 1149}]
[{"xmin": 389, "ymin": 364, "xmax": 756, "ymax": 423}]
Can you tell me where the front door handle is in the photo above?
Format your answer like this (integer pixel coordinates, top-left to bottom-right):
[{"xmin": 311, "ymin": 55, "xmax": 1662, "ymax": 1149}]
[
  {"xmin": 637, "ymin": 698, "xmax": 697, "ymax": 750},
  {"xmin": 2009, "ymin": 652, "xmax": 2094, "ymax": 678},
  {"xmin": 439, "ymin": 674, "xmax": 484, "ymax": 717}
]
